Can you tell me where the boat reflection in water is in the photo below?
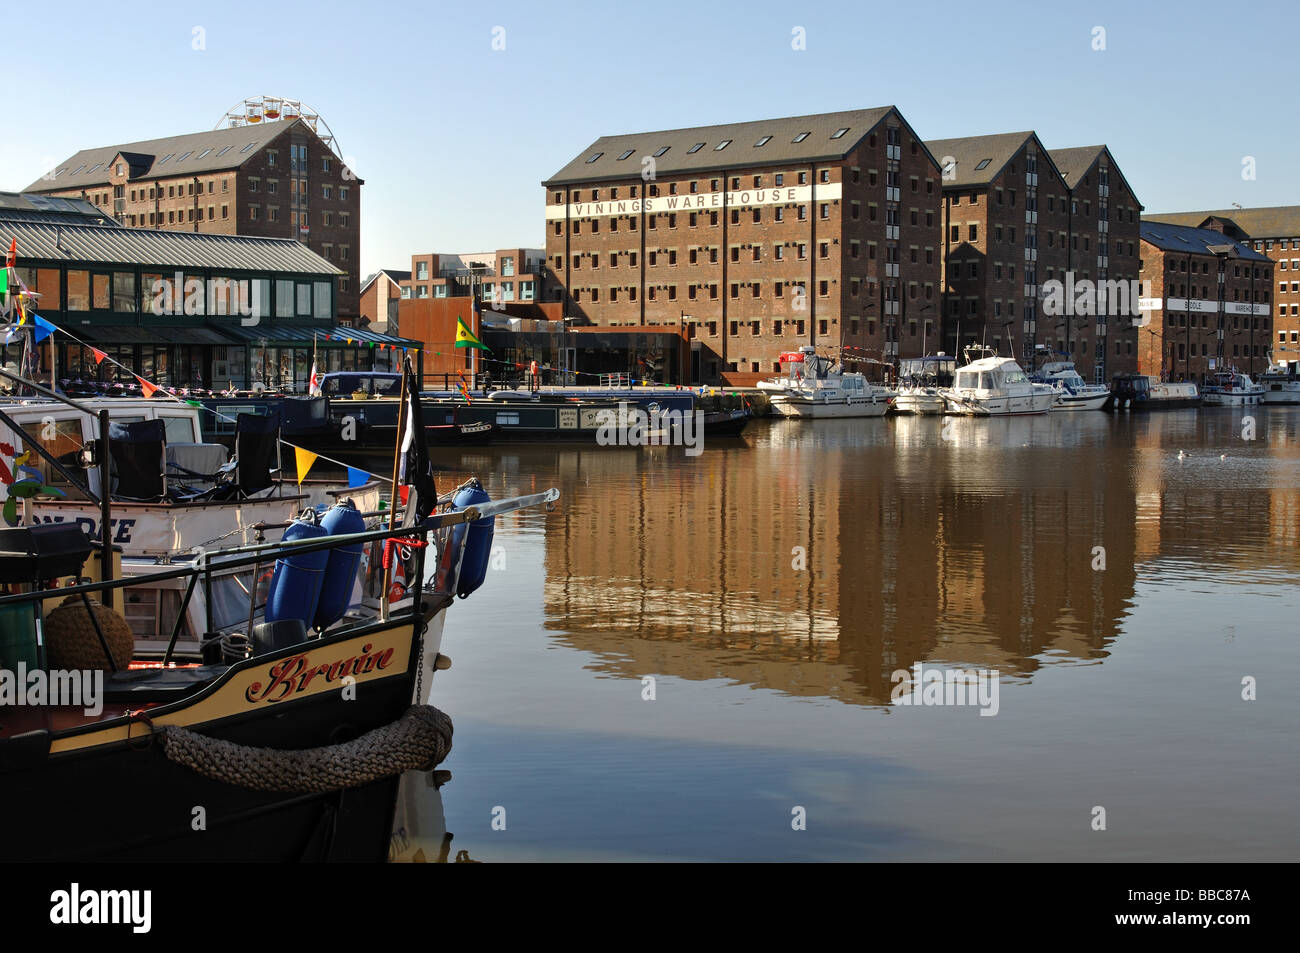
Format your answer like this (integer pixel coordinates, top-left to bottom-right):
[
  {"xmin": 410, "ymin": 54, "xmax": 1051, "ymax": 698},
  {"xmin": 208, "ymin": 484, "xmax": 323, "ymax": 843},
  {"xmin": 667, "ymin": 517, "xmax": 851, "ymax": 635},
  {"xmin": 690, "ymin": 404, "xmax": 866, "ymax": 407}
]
[
  {"xmin": 428, "ymin": 407, "xmax": 1300, "ymax": 861},
  {"xmin": 444, "ymin": 409, "xmax": 1300, "ymax": 707}
]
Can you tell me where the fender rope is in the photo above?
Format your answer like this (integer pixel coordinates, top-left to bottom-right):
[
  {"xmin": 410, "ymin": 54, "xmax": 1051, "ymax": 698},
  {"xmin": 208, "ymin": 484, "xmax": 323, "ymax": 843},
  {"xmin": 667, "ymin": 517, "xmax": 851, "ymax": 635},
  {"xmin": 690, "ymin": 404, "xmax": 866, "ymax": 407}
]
[{"xmin": 157, "ymin": 705, "xmax": 453, "ymax": 793}]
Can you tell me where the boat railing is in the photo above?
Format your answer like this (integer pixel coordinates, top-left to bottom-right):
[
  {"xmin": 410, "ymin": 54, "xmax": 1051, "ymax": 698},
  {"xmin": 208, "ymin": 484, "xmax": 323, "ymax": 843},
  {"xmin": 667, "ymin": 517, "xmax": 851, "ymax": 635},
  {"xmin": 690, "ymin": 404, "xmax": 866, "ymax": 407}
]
[{"xmin": 0, "ymin": 488, "xmax": 560, "ymax": 665}]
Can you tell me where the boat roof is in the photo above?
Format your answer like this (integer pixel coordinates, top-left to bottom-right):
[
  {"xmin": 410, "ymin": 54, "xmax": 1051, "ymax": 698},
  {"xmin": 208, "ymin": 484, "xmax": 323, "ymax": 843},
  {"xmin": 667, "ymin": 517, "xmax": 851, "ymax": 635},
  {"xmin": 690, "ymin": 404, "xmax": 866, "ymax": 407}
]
[{"xmin": 958, "ymin": 356, "xmax": 1024, "ymax": 371}]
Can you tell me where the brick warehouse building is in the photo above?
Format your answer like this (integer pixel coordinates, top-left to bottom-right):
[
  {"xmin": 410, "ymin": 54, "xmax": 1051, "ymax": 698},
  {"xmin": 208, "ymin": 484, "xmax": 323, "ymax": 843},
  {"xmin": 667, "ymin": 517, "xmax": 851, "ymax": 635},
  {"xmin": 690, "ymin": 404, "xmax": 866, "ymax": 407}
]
[
  {"xmin": 1136, "ymin": 222, "xmax": 1273, "ymax": 380},
  {"xmin": 22, "ymin": 118, "xmax": 363, "ymax": 320},
  {"xmin": 542, "ymin": 107, "xmax": 943, "ymax": 386},
  {"xmin": 924, "ymin": 133, "xmax": 1143, "ymax": 381},
  {"xmin": 1141, "ymin": 207, "xmax": 1300, "ymax": 370}
]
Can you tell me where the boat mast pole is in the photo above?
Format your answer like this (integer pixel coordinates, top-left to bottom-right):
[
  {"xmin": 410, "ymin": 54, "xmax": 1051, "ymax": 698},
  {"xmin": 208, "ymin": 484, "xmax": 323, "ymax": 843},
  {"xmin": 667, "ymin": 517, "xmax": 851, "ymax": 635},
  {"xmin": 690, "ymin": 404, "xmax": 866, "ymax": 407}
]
[
  {"xmin": 380, "ymin": 362, "xmax": 409, "ymax": 622},
  {"xmin": 97, "ymin": 409, "xmax": 113, "ymax": 585}
]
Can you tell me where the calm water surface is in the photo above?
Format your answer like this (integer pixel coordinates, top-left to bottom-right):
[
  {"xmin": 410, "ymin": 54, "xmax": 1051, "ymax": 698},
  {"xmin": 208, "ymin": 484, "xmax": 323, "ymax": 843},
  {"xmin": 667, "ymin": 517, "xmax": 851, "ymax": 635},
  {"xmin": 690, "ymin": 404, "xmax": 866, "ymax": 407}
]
[{"xmin": 422, "ymin": 408, "xmax": 1300, "ymax": 861}]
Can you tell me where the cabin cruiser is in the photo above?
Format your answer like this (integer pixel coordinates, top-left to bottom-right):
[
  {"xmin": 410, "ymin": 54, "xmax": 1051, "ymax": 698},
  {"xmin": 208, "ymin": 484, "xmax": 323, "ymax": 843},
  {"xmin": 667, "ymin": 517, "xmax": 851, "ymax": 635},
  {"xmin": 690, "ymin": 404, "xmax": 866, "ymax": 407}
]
[
  {"xmin": 894, "ymin": 354, "xmax": 955, "ymax": 415},
  {"xmin": 1107, "ymin": 374, "xmax": 1200, "ymax": 411},
  {"xmin": 943, "ymin": 356, "xmax": 1056, "ymax": 416},
  {"xmin": 1201, "ymin": 370, "xmax": 1264, "ymax": 406},
  {"xmin": 758, "ymin": 346, "xmax": 893, "ymax": 418},
  {"xmin": 1031, "ymin": 361, "xmax": 1110, "ymax": 411},
  {"xmin": 1257, "ymin": 357, "xmax": 1300, "ymax": 405}
]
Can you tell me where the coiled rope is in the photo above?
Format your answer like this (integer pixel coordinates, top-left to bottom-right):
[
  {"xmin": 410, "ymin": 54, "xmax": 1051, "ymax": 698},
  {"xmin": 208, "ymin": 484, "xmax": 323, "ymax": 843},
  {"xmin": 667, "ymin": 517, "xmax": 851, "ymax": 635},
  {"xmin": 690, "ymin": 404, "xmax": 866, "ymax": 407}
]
[{"xmin": 157, "ymin": 705, "xmax": 453, "ymax": 793}]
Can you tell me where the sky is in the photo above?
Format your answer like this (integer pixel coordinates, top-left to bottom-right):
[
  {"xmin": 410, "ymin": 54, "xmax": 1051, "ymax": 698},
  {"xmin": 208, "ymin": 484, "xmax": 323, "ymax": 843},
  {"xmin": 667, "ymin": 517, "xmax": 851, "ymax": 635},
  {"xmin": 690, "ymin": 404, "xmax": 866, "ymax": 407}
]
[{"xmin": 4, "ymin": 0, "xmax": 1295, "ymax": 279}]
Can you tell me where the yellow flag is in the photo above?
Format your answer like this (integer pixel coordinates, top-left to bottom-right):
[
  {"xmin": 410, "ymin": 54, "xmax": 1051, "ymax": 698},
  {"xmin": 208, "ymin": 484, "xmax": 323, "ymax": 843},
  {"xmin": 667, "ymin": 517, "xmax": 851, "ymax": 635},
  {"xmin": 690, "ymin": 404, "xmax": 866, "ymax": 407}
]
[{"xmin": 295, "ymin": 446, "xmax": 319, "ymax": 486}]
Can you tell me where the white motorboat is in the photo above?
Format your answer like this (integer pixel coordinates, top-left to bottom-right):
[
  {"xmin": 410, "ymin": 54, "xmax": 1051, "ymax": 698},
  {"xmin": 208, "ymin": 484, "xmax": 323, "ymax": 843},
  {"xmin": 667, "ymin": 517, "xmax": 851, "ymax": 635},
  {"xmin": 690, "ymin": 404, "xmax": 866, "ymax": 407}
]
[
  {"xmin": 1258, "ymin": 356, "xmax": 1300, "ymax": 405},
  {"xmin": 1032, "ymin": 361, "xmax": 1111, "ymax": 411},
  {"xmin": 758, "ymin": 346, "xmax": 893, "ymax": 418},
  {"xmin": 943, "ymin": 356, "xmax": 1056, "ymax": 416},
  {"xmin": 1201, "ymin": 370, "xmax": 1264, "ymax": 406},
  {"xmin": 894, "ymin": 354, "xmax": 956, "ymax": 415}
]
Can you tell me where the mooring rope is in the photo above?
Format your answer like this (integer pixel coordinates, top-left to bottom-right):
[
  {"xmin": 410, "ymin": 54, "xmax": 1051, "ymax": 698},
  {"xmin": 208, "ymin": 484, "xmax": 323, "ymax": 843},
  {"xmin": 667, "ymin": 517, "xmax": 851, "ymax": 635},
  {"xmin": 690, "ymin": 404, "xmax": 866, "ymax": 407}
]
[{"xmin": 157, "ymin": 705, "xmax": 453, "ymax": 793}]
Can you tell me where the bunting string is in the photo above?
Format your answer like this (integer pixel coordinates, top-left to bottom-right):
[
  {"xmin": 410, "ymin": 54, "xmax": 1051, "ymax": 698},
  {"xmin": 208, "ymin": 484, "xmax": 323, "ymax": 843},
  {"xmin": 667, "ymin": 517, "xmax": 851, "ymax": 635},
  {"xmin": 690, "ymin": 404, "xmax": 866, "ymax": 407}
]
[{"xmin": 1, "ymin": 310, "xmax": 396, "ymax": 487}]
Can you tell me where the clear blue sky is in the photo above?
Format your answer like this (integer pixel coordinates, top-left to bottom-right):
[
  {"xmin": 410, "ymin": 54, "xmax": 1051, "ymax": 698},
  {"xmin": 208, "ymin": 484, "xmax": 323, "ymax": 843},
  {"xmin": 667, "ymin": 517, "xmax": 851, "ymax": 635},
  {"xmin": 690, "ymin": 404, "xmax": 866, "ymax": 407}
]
[{"xmin": 5, "ymin": 0, "xmax": 1295, "ymax": 278}]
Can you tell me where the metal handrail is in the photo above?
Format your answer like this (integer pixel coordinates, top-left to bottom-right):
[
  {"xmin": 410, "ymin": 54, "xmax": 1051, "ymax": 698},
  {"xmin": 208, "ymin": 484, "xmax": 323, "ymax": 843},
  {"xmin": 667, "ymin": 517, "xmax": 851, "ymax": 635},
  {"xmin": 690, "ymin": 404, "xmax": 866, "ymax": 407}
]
[{"xmin": 0, "ymin": 488, "xmax": 560, "ymax": 609}]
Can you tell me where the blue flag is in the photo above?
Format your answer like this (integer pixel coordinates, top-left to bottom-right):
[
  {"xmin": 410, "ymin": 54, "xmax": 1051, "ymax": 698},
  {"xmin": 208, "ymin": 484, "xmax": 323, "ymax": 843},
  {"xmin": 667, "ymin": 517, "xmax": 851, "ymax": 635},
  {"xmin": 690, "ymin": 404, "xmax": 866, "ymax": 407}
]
[
  {"xmin": 346, "ymin": 467, "xmax": 369, "ymax": 489},
  {"xmin": 32, "ymin": 314, "xmax": 56, "ymax": 344}
]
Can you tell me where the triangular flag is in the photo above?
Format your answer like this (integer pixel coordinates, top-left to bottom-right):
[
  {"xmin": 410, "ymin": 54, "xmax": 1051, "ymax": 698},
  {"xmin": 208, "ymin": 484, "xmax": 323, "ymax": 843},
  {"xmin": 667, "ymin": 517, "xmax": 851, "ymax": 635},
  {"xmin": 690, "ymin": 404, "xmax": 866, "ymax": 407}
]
[
  {"xmin": 398, "ymin": 485, "xmax": 410, "ymax": 506},
  {"xmin": 135, "ymin": 375, "xmax": 158, "ymax": 398},
  {"xmin": 91, "ymin": 347, "xmax": 107, "ymax": 364},
  {"xmin": 346, "ymin": 467, "xmax": 369, "ymax": 489},
  {"xmin": 295, "ymin": 446, "xmax": 319, "ymax": 486},
  {"xmin": 32, "ymin": 314, "xmax": 56, "ymax": 344},
  {"xmin": 0, "ymin": 268, "xmax": 8, "ymax": 300}
]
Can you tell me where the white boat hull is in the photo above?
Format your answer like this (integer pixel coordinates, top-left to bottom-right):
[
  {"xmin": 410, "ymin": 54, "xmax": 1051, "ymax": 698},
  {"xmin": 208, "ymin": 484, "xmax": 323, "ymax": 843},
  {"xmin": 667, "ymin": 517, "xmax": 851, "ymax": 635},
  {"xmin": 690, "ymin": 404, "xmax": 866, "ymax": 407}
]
[
  {"xmin": 20, "ymin": 483, "xmax": 382, "ymax": 558},
  {"xmin": 1202, "ymin": 390, "xmax": 1263, "ymax": 406},
  {"xmin": 945, "ymin": 392, "xmax": 1056, "ymax": 416},
  {"xmin": 1051, "ymin": 391, "xmax": 1110, "ymax": 411},
  {"xmin": 1260, "ymin": 381, "xmax": 1300, "ymax": 404},
  {"xmin": 770, "ymin": 396, "xmax": 890, "ymax": 418},
  {"xmin": 893, "ymin": 392, "xmax": 948, "ymax": 415}
]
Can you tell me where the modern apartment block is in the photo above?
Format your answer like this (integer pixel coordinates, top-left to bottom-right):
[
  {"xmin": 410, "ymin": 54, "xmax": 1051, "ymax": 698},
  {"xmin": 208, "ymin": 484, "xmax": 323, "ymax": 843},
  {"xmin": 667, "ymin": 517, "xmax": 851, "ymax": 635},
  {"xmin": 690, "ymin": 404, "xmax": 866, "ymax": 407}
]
[
  {"xmin": 1142, "ymin": 207, "xmax": 1300, "ymax": 368},
  {"xmin": 399, "ymin": 248, "xmax": 549, "ymax": 305},
  {"xmin": 924, "ymin": 133, "xmax": 1143, "ymax": 380},
  {"xmin": 542, "ymin": 107, "xmax": 944, "ymax": 385},
  {"xmin": 23, "ymin": 118, "xmax": 363, "ymax": 319},
  {"xmin": 1137, "ymin": 222, "xmax": 1273, "ymax": 378}
]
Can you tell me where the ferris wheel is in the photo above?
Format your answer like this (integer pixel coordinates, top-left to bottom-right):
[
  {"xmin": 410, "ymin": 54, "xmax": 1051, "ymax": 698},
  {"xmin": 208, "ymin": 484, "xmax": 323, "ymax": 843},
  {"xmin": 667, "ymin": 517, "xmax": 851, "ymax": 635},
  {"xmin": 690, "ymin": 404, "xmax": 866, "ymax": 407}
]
[{"xmin": 215, "ymin": 96, "xmax": 342, "ymax": 157}]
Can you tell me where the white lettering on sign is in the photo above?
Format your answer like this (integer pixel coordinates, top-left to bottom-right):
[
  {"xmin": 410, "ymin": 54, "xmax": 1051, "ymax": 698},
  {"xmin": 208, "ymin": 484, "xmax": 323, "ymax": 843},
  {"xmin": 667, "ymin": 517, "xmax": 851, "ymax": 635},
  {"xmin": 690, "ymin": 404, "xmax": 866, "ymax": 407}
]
[{"xmin": 545, "ymin": 183, "xmax": 842, "ymax": 220}]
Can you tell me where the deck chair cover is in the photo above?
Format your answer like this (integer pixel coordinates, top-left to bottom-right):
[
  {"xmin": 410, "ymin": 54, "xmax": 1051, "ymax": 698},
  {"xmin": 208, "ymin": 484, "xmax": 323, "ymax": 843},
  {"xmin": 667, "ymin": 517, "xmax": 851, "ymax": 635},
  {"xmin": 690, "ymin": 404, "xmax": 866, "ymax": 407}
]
[
  {"xmin": 109, "ymin": 418, "xmax": 167, "ymax": 502},
  {"xmin": 234, "ymin": 411, "xmax": 281, "ymax": 496}
]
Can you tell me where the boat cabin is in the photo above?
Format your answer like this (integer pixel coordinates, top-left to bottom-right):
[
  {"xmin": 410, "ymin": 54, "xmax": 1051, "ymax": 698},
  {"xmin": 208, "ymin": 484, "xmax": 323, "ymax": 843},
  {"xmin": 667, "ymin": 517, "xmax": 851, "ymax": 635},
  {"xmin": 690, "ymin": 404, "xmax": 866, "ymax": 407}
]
[{"xmin": 899, "ymin": 355, "xmax": 956, "ymax": 387}]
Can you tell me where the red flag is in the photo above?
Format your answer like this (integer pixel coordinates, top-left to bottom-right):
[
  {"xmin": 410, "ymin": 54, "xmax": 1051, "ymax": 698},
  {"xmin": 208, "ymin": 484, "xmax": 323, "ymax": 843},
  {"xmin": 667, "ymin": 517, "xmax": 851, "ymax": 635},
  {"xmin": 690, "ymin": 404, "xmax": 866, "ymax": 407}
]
[
  {"xmin": 91, "ymin": 348, "xmax": 107, "ymax": 365},
  {"xmin": 5, "ymin": 239, "xmax": 14, "ymax": 268},
  {"xmin": 398, "ymin": 485, "xmax": 410, "ymax": 506},
  {"xmin": 135, "ymin": 375, "xmax": 158, "ymax": 398}
]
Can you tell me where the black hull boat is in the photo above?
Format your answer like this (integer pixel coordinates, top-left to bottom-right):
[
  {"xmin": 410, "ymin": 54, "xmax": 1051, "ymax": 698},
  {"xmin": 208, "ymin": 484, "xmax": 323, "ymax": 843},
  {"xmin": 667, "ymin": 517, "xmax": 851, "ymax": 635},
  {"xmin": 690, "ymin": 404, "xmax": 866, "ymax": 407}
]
[
  {"xmin": 0, "ymin": 491, "xmax": 558, "ymax": 862},
  {"xmin": 3, "ymin": 623, "xmax": 424, "ymax": 862},
  {"xmin": 1106, "ymin": 374, "xmax": 1201, "ymax": 411},
  {"xmin": 701, "ymin": 408, "xmax": 753, "ymax": 437}
]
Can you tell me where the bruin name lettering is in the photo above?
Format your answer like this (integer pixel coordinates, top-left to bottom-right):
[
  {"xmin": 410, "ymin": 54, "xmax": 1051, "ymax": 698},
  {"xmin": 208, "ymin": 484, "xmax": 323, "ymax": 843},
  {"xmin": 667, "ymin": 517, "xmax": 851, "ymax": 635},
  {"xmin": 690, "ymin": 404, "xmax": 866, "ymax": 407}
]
[{"xmin": 244, "ymin": 643, "xmax": 395, "ymax": 703}]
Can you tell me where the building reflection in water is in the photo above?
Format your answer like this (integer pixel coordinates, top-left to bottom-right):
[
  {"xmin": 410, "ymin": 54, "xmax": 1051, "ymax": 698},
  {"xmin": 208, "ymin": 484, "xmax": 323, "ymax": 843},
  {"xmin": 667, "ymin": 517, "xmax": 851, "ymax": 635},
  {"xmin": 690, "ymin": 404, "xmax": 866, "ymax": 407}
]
[{"xmin": 452, "ymin": 406, "xmax": 1300, "ymax": 708}]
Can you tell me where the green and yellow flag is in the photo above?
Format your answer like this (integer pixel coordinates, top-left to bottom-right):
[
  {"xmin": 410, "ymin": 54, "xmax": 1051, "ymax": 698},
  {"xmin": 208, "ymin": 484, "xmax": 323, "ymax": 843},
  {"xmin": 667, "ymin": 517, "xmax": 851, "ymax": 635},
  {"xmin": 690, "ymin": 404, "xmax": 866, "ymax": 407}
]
[{"xmin": 455, "ymin": 314, "xmax": 490, "ymax": 351}]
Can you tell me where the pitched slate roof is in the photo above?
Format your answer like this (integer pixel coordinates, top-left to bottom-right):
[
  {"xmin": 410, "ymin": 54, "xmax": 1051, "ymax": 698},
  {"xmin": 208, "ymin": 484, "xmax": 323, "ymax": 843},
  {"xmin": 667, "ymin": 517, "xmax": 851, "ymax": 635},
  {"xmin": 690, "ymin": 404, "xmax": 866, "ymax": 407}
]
[
  {"xmin": 24, "ymin": 120, "xmax": 303, "ymax": 192},
  {"xmin": 1049, "ymin": 146, "xmax": 1107, "ymax": 189},
  {"xmin": 922, "ymin": 131, "xmax": 1039, "ymax": 188},
  {"xmin": 0, "ymin": 201, "xmax": 341, "ymax": 275},
  {"xmin": 1139, "ymin": 222, "xmax": 1271, "ymax": 262},
  {"xmin": 543, "ymin": 107, "xmax": 920, "ymax": 185},
  {"xmin": 1142, "ymin": 206, "xmax": 1300, "ymax": 241}
]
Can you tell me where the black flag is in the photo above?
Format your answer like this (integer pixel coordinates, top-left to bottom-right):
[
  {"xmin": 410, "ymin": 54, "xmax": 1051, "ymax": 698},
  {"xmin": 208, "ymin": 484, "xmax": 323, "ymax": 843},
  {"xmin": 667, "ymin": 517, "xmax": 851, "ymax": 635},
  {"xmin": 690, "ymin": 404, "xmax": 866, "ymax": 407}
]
[{"xmin": 398, "ymin": 355, "xmax": 437, "ymax": 525}]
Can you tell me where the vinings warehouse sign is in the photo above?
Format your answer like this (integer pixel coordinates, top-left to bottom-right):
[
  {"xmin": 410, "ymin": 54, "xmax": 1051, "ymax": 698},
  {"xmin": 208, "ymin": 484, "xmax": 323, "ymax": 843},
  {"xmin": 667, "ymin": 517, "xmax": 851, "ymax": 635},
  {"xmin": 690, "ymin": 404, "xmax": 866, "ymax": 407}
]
[{"xmin": 545, "ymin": 183, "xmax": 842, "ymax": 220}]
